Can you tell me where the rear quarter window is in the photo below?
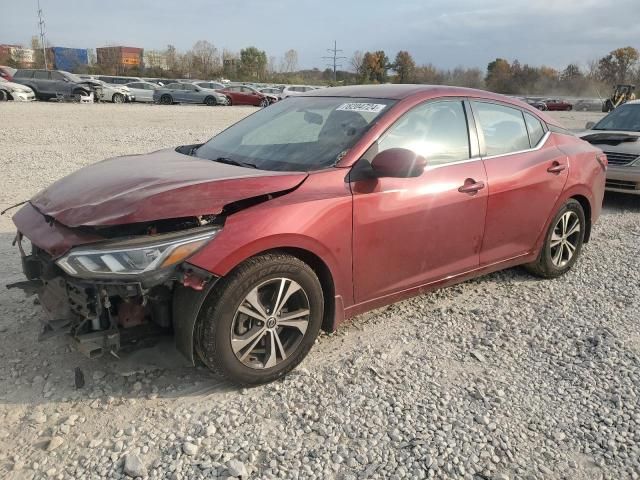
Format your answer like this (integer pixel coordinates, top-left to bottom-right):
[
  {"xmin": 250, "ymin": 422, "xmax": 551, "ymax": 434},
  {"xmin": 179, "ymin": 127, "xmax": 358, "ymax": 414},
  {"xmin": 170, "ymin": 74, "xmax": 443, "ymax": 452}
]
[{"xmin": 524, "ymin": 112, "xmax": 546, "ymax": 147}]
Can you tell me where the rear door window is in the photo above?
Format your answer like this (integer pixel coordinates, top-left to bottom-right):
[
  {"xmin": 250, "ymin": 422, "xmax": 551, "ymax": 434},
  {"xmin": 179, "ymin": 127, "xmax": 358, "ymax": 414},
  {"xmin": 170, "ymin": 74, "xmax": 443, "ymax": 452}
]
[
  {"xmin": 472, "ymin": 102, "xmax": 531, "ymax": 156},
  {"xmin": 34, "ymin": 71, "xmax": 50, "ymax": 80},
  {"xmin": 14, "ymin": 70, "xmax": 33, "ymax": 78}
]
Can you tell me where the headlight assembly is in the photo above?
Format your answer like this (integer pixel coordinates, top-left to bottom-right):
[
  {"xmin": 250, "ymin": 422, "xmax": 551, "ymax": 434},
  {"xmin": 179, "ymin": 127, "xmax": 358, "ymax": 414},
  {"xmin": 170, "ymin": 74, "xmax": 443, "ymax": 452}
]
[{"xmin": 56, "ymin": 228, "xmax": 220, "ymax": 278}]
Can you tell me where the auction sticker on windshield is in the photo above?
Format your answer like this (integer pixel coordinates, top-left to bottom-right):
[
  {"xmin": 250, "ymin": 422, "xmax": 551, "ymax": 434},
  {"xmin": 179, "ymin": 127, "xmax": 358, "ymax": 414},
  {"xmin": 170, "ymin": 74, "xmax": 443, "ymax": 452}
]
[{"xmin": 336, "ymin": 103, "xmax": 387, "ymax": 113}]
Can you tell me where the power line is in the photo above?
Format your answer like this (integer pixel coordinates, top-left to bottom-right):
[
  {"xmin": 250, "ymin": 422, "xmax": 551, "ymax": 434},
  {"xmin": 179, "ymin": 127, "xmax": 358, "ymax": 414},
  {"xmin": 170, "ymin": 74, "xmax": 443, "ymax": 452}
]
[
  {"xmin": 37, "ymin": 0, "xmax": 48, "ymax": 69},
  {"xmin": 322, "ymin": 40, "xmax": 347, "ymax": 82}
]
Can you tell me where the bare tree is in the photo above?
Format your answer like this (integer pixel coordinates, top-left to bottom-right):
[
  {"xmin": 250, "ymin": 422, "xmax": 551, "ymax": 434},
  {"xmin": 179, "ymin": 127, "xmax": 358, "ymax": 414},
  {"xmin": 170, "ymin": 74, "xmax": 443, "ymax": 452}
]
[
  {"xmin": 350, "ymin": 50, "xmax": 364, "ymax": 76},
  {"xmin": 283, "ymin": 49, "xmax": 298, "ymax": 73},
  {"xmin": 190, "ymin": 40, "xmax": 221, "ymax": 78}
]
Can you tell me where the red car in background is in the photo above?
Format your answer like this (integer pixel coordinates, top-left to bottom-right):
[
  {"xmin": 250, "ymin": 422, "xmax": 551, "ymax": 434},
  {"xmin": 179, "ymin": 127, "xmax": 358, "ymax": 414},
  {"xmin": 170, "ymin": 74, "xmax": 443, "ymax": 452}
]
[
  {"xmin": 10, "ymin": 85, "xmax": 605, "ymax": 385},
  {"xmin": 544, "ymin": 98, "xmax": 573, "ymax": 111},
  {"xmin": 0, "ymin": 66, "xmax": 16, "ymax": 82},
  {"xmin": 217, "ymin": 85, "xmax": 272, "ymax": 107}
]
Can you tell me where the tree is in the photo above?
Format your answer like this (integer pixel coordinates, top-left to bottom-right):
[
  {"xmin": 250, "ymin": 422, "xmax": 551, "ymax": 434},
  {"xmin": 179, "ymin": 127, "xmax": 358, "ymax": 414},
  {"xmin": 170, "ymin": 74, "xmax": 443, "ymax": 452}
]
[
  {"xmin": 561, "ymin": 64, "xmax": 582, "ymax": 81},
  {"xmin": 350, "ymin": 50, "xmax": 365, "ymax": 82},
  {"xmin": 239, "ymin": 46, "xmax": 267, "ymax": 80},
  {"xmin": 362, "ymin": 50, "xmax": 390, "ymax": 83},
  {"xmin": 31, "ymin": 36, "xmax": 46, "ymax": 69},
  {"xmin": 282, "ymin": 49, "xmax": 298, "ymax": 73},
  {"xmin": 394, "ymin": 51, "xmax": 416, "ymax": 83},
  {"xmin": 190, "ymin": 40, "xmax": 221, "ymax": 78},
  {"xmin": 485, "ymin": 58, "xmax": 513, "ymax": 93},
  {"xmin": 598, "ymin": 47, "xmax": 639, "ymax": 84}
]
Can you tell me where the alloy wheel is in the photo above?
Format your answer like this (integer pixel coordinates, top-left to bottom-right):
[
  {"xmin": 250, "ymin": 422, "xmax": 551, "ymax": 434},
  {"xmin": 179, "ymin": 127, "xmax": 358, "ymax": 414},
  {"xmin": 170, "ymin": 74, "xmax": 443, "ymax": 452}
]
[
  {"xmin": 230, "ymin": 277, "xmax": 311, "ymax": 369},
  {"xmin": 550, "ymin": 211, "xmax": 581, "ymax": 267}
]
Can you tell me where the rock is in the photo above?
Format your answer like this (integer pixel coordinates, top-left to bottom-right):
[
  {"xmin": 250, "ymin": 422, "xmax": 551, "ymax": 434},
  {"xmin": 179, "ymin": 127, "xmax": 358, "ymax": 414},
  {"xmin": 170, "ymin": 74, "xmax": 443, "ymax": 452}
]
[
  {"xmin": 123, "ymin": 454, "xmax": 147, "ymax": 478},
  {"xmin": 92, "ymin": 371, "xmax": 106, "ymax": 381},
  {"xmin": 470, "ymin": 350, "xmax": 486, "ymax": 362},
  {"xmin": 47, "ymin": 436, "xmax": 64, "ymax": 451},
  {"xmin": 182, "ymin": 442, "xmax": 198, "ymax": 456},
  {"xmin": 205, "ymin": 425, "xmax": 217, "ymax": 437},
  {"xmin": 30, "ymin": 412, "xmax": 47, "ymax": 424},
  {"xmin": 227, "ymin": 459, "xmax": 248, "ymax": 477}
]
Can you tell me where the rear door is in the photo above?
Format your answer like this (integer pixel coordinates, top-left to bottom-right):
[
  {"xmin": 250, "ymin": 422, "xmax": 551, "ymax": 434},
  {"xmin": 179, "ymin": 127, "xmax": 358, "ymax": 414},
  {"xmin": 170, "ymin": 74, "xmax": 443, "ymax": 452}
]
[
  {"xmin": 351, "ymin": 99, "xmax": 488, "ymax": 302},
  {"xmin": 471, "ymin": 101, "xmax": 569, "ymax": 265},
  {"xmin": 32, "ymin": 70, "xmax": 52, "ymax": 95}
]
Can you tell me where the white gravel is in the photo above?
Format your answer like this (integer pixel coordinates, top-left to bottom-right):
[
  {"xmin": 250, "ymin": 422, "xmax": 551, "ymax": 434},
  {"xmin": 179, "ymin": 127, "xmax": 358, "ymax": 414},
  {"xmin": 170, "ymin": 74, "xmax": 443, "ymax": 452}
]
[{"xmin": 0, "ymin": 102, "xmax": 639, "ymax": 480}]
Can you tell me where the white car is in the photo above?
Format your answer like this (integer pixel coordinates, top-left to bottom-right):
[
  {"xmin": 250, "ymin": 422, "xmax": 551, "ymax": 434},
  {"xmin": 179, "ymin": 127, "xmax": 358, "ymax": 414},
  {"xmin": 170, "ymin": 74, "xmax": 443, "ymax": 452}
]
[
  {"xmin": 0, "ymin": 78, "xmax": 36, "ymax": 101},
  {"xmin": 91, "ymin": 80, "xmax": 134, "ymax": 103},
  {"xmin": 281, "ymin": 85, "xmax": 317, "ymax": 99},
  {"xmin": 124, "ymin": 81, "xmax": 159, "ymax": 103}
]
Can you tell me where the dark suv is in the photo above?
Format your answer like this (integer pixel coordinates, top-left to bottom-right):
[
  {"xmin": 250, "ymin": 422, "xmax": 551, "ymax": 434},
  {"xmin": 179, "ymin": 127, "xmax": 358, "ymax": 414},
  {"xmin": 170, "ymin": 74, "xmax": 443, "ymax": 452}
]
[{"xmin": 12, "ymin": 69, "xmax": 94, "ymax": 101}]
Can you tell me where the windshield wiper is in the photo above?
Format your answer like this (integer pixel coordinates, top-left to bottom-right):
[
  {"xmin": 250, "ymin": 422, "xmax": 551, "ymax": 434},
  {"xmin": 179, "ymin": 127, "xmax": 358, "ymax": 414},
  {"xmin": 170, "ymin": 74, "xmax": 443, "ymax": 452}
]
[{"xmin": 212, "ymin": 157, "xmax": 258, "ymax": 169}]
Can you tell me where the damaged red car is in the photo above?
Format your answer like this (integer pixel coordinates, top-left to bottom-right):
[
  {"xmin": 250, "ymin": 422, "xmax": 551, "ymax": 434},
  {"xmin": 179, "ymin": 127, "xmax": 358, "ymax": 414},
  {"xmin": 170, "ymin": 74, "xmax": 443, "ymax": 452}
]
[{"xmin": 9, "ymin": 85, "xmax": 606, "ymax": 385}]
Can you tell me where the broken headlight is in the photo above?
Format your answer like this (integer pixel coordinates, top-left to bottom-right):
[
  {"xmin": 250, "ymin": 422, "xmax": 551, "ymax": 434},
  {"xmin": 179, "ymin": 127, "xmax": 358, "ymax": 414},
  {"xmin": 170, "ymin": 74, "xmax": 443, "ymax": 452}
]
[{"xmin": 56, "ymin": 228, "xmax": 220, "ymax": 278}]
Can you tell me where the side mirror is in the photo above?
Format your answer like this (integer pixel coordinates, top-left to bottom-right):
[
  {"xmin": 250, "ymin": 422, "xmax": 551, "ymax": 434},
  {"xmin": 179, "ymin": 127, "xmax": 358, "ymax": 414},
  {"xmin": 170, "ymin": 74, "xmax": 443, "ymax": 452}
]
[
  {"xmin": 371, "ymin": 148, "xmax": 427, "ymax": 178},
  {"xmin": 585, "ymin": 121, "xmax": 595, "ymax": 129}
]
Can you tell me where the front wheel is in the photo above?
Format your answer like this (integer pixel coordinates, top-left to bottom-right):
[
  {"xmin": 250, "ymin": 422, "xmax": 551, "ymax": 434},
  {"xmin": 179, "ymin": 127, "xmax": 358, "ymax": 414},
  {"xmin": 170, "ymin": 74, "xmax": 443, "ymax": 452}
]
[
  {"xmin": 159, "ymin": 94, "xmax": 173, "ymax": 105},
  {"xmin": 112, "ymin": 93, "xmax": 125, "ymax": 104},
  {"xmin": 525, "ymin": 199, "xmax": 586, "ymax": 279},
  {"xmin": 195, "ymin": 253, "xmax": 324, "ymax": 386},
  {"xmin": 204, "ymin": 96, "xmax": 217, "ymax": 106},
  {"xmin": 0, "ymin": 90, "xmax": 7, "ymax": 101},
  {"xmin": 259, "ymin": 98, "xmax": 268, "ymax": 107}
]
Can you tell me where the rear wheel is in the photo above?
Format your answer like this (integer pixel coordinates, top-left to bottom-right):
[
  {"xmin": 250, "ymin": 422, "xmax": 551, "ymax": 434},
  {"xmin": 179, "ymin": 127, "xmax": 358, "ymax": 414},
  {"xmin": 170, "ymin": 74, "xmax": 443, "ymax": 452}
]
[
  {"xmin": 525, "ymin": 199, "xmax": 585, "ymax": 279},
  {"xmin": 160, "ymin": 94, "xmax": 173, "ymax": 105},
  {"xmin": 195, "ymin": 253, "xmax": 324, "ymax": 386},
  {"xmin": 204, "ymin": 96, "xmax": 217, "ymax": 106}
]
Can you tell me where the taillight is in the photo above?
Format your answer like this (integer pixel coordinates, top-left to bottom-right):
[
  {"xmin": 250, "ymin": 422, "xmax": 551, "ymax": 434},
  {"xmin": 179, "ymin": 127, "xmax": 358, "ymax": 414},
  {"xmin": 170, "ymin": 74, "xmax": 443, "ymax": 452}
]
[{"xmin": 596, "ymin": 153, "xmax": 608, "ymax": 171}]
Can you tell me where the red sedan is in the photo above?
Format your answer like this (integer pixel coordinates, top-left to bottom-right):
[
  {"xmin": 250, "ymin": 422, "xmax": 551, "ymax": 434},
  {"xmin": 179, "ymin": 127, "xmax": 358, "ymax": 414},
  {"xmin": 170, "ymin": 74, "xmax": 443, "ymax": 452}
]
[
  {"xmin": 544, "ymin": 98, "xmax": 573, "ymax": 111},
  {"xmin": 10, "ymin": 85, "xmax": 605, "ymax": 385},
  {"xmin": 217, "ymin": 85, "xmax": 271, "ymax": 107}
]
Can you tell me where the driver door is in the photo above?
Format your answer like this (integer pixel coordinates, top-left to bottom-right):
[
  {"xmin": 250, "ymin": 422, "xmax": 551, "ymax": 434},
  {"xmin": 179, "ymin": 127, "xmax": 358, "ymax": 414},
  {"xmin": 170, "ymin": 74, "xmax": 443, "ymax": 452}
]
[{"xmin": 351, "ymin": 99, "xmax": 488, "ymax": 303}]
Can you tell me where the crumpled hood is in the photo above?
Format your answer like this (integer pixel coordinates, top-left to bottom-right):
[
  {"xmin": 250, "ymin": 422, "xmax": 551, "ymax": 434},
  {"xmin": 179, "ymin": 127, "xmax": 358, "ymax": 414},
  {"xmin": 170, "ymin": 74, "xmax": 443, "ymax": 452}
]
[
  {"xmin": 30, "ymin": 148, "xmax": 308, "ymax": 227},
  {"xmin": 579, "ymin": 130, "xmax": 640, "ymax": 156}
]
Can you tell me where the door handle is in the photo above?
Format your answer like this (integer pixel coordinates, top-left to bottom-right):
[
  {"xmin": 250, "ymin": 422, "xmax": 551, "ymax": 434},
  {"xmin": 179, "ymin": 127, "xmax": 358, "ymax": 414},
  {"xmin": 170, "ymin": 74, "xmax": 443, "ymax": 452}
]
[
  {"xmin": 547, "ymin": 162, "xmax": 566, "ymax": 174},
  {"xmin": 458, "ymin": 179, "xmax": 485, "ymax": 195}
]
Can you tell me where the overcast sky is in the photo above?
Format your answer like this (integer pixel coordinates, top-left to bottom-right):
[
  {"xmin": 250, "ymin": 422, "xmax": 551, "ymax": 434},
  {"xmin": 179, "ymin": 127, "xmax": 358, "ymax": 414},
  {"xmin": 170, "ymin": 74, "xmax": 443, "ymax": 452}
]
[{"xmin": 3, "ymin": 0, "xmax": 640, "ymax": 71}]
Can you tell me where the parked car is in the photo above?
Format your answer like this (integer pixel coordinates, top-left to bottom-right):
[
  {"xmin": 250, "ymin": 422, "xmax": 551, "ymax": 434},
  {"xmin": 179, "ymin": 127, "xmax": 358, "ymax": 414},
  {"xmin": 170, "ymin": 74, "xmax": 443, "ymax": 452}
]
[
  {"xmin": 9, "ymin": 85, "xmax": 605, "ymax": 385},
  {"xmin": 543, "ymin": 98, "xmax": 573, "ymax": 111},
  {"xmin": 0, "ymin": 65, "xmax": 16, "ymax": 82},
  {"xmin": 580, "ymin": 100, "xmax": 640, "ymax": 195},
  {"xmin": 525, "ymin": 98, "xmax": 548, "ymax": 110},
  {"xmin": 91, "ymin": 80, "xmax": 134, "ymax": 103},
  {"xmin": 153, "ymin": 82, "xmax": 228, "ymax": 106},
  {"xmin": 574, "ymin": 99, "xmax": 603, "ymax": 112},
  {"xmin": 281, "ymin": 85, "xmax": 317, "ymax": 98},
  {"xmin": 217, "ymin": 85, "xmax": 272, "ymax": 106},
  {"xmin": 97, "ymin": 75, "xmax": 142, "ymax": 85},
  {"xmin": 12, "ymin": 69, "xmax": 94, "ymax": 101},
  {"xmin": 124, "ymin": 81, "xmax": 158, "ymax": 103},
  {"xmin": 260, "ymin": 87, "xmax": 283, "ymax": 99},
  {"xmin": 195, "ymin": 81, "xmax": 226, "ymax": 90},
  {"xmin": 0, "ymin": 77, "xmax": 36, "ymax": 101}
]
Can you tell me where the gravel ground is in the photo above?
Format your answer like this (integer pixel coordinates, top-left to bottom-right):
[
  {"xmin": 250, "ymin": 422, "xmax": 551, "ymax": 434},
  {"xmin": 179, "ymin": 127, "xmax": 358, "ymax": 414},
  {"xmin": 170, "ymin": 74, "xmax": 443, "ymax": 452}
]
[{"xmin": 0, "ymin": 102, "xmax": 639, "ymax": 480}]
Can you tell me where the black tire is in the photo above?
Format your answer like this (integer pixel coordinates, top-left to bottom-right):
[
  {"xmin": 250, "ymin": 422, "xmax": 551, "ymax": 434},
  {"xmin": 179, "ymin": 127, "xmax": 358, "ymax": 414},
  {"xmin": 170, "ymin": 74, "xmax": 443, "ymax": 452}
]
[
  {"xmin": 0, "ymin": 90, "xmax": 8, "ymax": 101},
  {"xmin": 112, "ymin": 93, "xmax": 125, "ymax": 104},
  {"xmin": 73, "ymin": 89, "xmax": 89, "ymax": 102},
  {"xmin": 525, "ymin": 199, "xmax": 586, "ymax": 279},
  {"xmin": 226, "ymin": 96, "xmax": 232, "ymax": 106},
  {"xmin": 195, "ymin": 253, "xmax": 324, "ymax": 386},
  {"xmin": 259, "ymin": 98, "xmax": 268, "ymax": 108},
  {"xmin": 204, "ymin": 96, "xmax": 217, "ymax": 106},
  {"xmin": 160, "ymin": 94, "xmax": 173, "ymax": 105}
]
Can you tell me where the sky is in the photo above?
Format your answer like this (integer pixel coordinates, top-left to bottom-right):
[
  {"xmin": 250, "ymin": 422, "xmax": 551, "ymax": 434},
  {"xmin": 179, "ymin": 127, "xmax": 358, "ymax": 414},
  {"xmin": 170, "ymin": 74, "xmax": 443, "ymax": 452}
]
[{"xmin": 2, "ymin": 0, "xmax": 640, "ymax": 71}]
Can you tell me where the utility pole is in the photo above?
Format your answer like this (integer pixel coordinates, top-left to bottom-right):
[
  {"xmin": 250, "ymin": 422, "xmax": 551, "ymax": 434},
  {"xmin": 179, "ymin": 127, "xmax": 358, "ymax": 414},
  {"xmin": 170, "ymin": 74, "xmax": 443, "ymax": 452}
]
[
  {"xmin": 37, "ymin": 0, "xmax": 48, "ymax": 69},
  {"xmin": 322, "ymin": 40, "xmax": 347, "ymax": 82}
]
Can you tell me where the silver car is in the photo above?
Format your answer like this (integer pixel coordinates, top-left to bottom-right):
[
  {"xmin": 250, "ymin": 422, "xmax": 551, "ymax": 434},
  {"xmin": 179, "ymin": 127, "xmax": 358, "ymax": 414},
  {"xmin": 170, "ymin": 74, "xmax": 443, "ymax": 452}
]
[
  {"xmin": 580, "ymin": 100, "xmax": 640, "ymax": 195},
  {"xmin": 125, "ymin": 81, "xmax": 158, "ymax": 103},
  {"xmin": 153, "ymin": 82, "xmax": 228, "ymax": 106}
]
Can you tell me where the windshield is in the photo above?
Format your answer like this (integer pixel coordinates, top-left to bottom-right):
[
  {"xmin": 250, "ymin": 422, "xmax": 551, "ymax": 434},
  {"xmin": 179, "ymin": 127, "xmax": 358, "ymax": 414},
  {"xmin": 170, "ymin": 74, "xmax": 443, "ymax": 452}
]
[
  {"xmin": 194, "ymin": 96, "xmax": 395, "ymax": 171},
  {"xmin": 594, "ymin": 104, "xmax": 640, "ymax": 132},
  {"xmin": 62, "ymin": 71, "xmax": 84, "ymax": 83}
]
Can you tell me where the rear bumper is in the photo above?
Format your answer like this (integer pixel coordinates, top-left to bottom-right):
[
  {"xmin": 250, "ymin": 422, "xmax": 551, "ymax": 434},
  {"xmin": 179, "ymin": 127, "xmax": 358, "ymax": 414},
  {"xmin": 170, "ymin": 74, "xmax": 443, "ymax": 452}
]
[{"xmin": 606, "ymin": 165, "xmax": 640, "ymax": 195}]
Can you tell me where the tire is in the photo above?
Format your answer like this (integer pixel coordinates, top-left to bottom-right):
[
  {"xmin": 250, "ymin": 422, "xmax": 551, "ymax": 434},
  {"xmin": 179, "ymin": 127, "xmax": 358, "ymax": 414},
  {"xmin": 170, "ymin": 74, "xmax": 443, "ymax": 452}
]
[
  {"xmin": 567, "ymin": 106, "xmax": 572, "ymax": 111},
  {"xmin": 0, "ymin": 90, "xmax": 7, "ymax": 101},
  {"xmin": 226, "ymin": 96, "xmax": 233, "ymax": 106},
  {"xmin": 160, "ymin": 94, "xmax": 173, "ymax": 105},
  {"xmin": 204, "ymin": 96, "xmax": 217, "ymax": 106},
  {"xmin": 112, "ymin": 93, "xmax": 125, "ymax": 104},
  {"xmin": 259, "ymin": 98, "xmax": 268, "ymax": 107},
  {"xmin": 525, "ymin": 199, "xmax": 586, "ymax": 279},
  {"xmin": 195, "ymin": 253, "xmax": 324, "ymax": 386}
]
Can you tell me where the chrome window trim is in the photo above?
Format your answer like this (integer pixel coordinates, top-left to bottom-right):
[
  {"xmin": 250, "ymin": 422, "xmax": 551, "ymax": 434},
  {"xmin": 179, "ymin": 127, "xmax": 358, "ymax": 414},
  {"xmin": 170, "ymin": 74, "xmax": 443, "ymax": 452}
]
[{"xmin": 481, "ymin": 131, "xmax": 551, "ymax": 160}]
